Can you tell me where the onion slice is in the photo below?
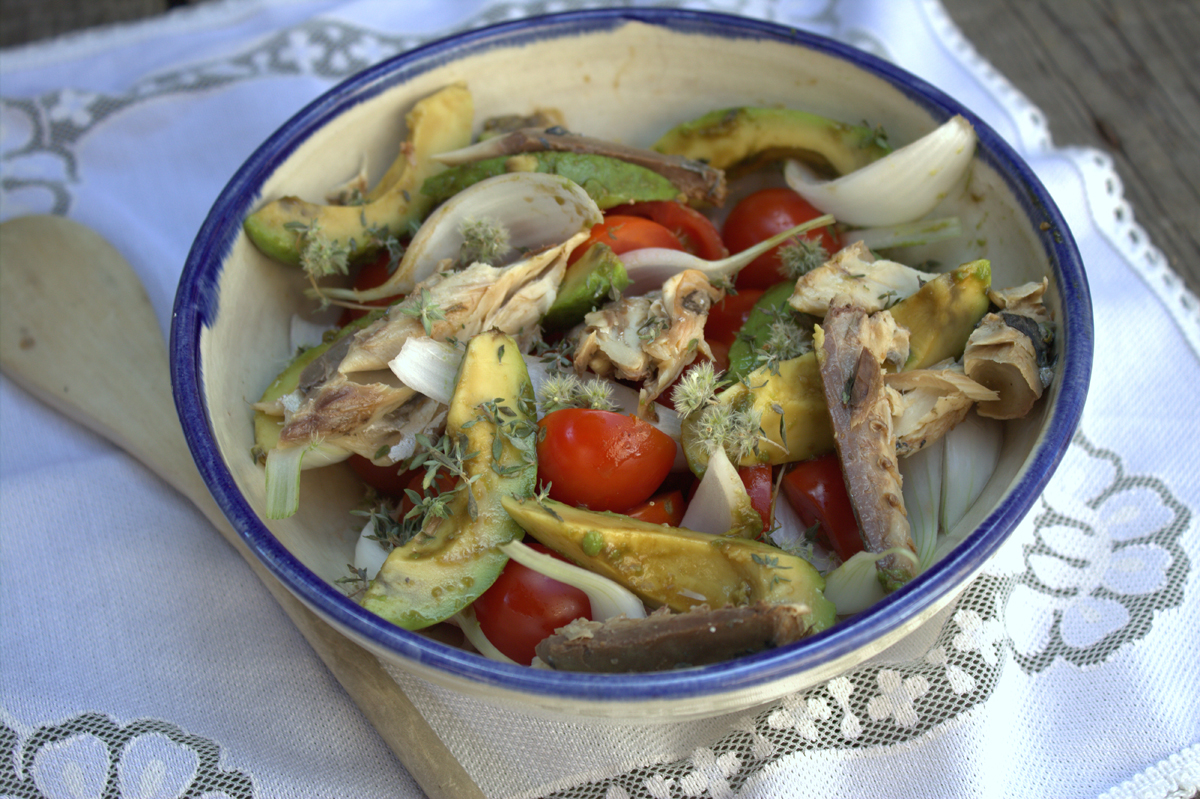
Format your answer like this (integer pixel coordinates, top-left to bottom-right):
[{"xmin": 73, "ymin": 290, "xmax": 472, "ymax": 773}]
[
  {"xmin": 499, "ymin": 539, "xmax": 646, "ymax": 622},
  {"xmin": 619, "ymin": 215, "xmax": 833, "ymax": 295},
  {"xmin": 784, "ymin": 115, "xmax": 976, "ymax": 227},
  {"xmin": 678, "ymin": 447, "xmax": 760, "ymax": 539}
]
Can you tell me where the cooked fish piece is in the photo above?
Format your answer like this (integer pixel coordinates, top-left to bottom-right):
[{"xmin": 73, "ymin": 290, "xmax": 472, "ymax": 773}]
[
  {"xmin": 340, "ymin": 234, "xmax": 583, "ymax": 373},
  {"xmin": 266, "ymin": 233, "xmax": 583, "ymax": 457},
  {"xmin": 885, "ymin": 362, "xmax": 999, "ymax": 456},
  {"xmin": 988, "ymin": 278, "xmax": 1053, "ymax": 322},
  {"xmin": 789, "ymin": 240, "xmax": 938, "ymax": 317},
  {"xmin": 433, "ymin": 126, "xmax": 727, "ymax": 207},
  {"xmin": 572, "ymin": 269, "xmax": 723, "ymax": 416},
  {"xmin": 963, "ymin": 278, "xmax": 1055, "ymax": 420},
  {"xmin": 815, "ymin": 298, "xmax": 918, "ymax": 590},
  {"xmin": 535, "ymin": 602, "xmax": 816, "ymax": 673}
]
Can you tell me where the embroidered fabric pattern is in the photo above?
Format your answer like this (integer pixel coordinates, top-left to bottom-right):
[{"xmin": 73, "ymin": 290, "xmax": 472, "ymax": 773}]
[{"xmin": 0, "ymin": 714, "xmax": 253, "ymax": 799}]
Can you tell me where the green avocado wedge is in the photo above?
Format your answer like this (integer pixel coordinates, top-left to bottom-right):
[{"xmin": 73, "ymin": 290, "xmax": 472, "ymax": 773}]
[
  {"xmin": 500, "ymin": 496, "xmax": 836, "ymax": 633},
  {"xmin": 541, "ymin": 242, "xmax": 631, "ymax": 333},
  {"xmin": 889, "ymin": 259, "xmax": 991, "ymax": 371},
  {"xmin": 725, "ymin": 281, "xmax": 806, "ymax": 382},
  {"xmin": 653, "ymin": 106, "xmax": 890, "ymax": 176},
  {"xmin": 420, "ymin": 151, "xmax": 684, "ymax": 210},
  {"xmin": 361, "ymin": 331, "xmax": 537, "ymax": 631},
  {"xmin": 243, "ymin": 83, "xmax": 474, "ymax": 267}
]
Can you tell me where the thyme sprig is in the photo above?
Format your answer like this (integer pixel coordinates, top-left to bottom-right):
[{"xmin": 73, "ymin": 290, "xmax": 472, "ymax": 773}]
[
  {"xmin": 287, "ymin": 220, "xmax": 351, "ymax": 305},
  {"xmin": 777, "ymin": 237, "xmax": 828, "ymax": 281},
  {"xmin": 458, "ymin": 216, "xmax": 511, "ymax": 266},
  {"xmin": 672, "ymin": 361, "xmax": 766, "ymax": 463},
  {"xmin": 399, "ymin": 287, "xmax": 447, "ymax": 336},
  {"xmin": 538, "ymin": 372, "xmax": 617, "ymax": 413}
]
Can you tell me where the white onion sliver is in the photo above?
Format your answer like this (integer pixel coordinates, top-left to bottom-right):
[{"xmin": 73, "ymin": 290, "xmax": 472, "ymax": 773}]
[
  {"xmin": 499, "ymin": 539, "xmax": 645, "ymax": 621},
  {"xmin": 769, "ymin": 492, "xmax": 838, "ymax": 574},
  {"xmin": 784, "ymin": 115, "xmax": 976, "ymax": 227},
  {"xmin": 353, "ymin": 518, "xmax": 390, "ymax": 580},
  {"xmin": 899, "ymin": 437, "xmax": 945, "ymax": 571},
  {"xmin": 389, "ymin": 336, "xmax": 460, "ymax": 405},
  {"xmin": 678, "ymin": 447, "xmax": 756, "ymax": 537},
  {"xmin": 940, "ymin": 412, "xmax": 1003, "ymax": 534},
  {"xmin": 822, "ymin": 551, "xmax": 887, "ymax": 616},
  {"xmin": 455, "ymin": 607, "xmax": 518, "ymax": 664}
]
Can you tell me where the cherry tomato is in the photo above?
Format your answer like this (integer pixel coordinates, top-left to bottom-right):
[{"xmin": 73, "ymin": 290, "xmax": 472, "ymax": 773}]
[
  {"xmin": 473, "ymin": 542, "xmax": 592, "ymax": 665},
  {"xmin": 338, "ymin": 250, "xmax": 403, "ymax": 325},
  {"xmin": 607, "ymin": 201, "xmax": 728, "ymax": 260},
  {"xmin": 346, "ymin": 456, "xmax": 413, "ymax": 497},
  {"xmin": 704, "ymin": 289, "xmax": 764, "ymax": 350},
  {"xmin": 721, "ymin": 188, "xmax": 838, "ymax": 291},
  {"xmin": 625, "ymin": 489, "xmax": 686, "ymax": 526},
  {"xmin": 781, "ymin": 453, "xmax": 863, "ymax": 561},
  {"xmin": 739, "ymin": 464, "xmax": 774, "ymax": 534},
  {"xmin": 568, "ymin": 215, "xmax": 683, "ymax": 265},
  {"xmin": 536, "ymin": 409, "xmax": 676, "ymax": 512}
]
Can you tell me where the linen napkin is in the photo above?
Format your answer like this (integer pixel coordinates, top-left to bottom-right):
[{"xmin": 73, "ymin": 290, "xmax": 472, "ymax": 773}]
[{"xmin": 1, "ymin": 1, "xmax": 1196, "ymax": 797}]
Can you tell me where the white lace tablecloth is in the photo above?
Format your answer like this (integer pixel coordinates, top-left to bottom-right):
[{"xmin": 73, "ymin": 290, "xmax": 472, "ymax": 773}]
[{"xmin": 2, "ymin": 1, "xmax": 1197, "ymax": 797}]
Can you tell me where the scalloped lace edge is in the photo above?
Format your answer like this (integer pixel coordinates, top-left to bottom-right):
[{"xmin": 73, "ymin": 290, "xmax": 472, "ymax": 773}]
[
  {"xmin": 921, "ymin": 0, "xmax": 1200, "ymax": 360},
  {"xmin": 1098, "ymin": 744, "xmax": 1200, "ymax": 799}
]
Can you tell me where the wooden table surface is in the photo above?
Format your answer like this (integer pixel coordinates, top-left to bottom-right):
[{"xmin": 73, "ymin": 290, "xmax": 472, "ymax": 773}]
[{"xmin": 4, "ymin": 0, "xmax": 1198, "ymax": 299}]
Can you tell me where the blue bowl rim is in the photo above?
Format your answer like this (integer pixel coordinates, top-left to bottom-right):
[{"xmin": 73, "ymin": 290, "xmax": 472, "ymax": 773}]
[{"xmin": 171, "ymin": 7, "xmax": 1093, "ymax": 706}]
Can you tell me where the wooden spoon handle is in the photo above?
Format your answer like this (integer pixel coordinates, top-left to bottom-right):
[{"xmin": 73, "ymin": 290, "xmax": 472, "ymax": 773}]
[{"xmin": 0, "ymin": 215, "xmax": 482, "ymax": 799}]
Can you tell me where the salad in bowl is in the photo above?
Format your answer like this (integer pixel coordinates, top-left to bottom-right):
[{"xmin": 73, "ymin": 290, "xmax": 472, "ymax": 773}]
[{"xmin": 173, "ymin": 9, "xmax": 1090, "ymax": 719}]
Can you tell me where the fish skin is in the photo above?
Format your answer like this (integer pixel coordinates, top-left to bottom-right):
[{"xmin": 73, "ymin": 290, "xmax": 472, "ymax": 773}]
[{"xmin": 816, "ymin": 299, "xmax": 918, "ymax": 590}]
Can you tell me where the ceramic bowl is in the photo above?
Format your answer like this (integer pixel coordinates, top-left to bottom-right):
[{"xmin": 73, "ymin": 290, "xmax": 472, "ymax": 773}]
[{"xmin": 172, "ymin": 8, "xmax": 1092, "ymax": 720}]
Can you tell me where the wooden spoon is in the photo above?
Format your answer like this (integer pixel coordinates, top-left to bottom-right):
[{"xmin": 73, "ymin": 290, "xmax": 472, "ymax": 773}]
[{"xmin": 0, "ymin": 215, "xmax": 483, "ymax": 799}]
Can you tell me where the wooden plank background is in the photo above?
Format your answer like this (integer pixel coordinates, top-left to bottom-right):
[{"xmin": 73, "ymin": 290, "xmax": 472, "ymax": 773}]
[{"xmin": 4, "ymin": 0, "xmax": 1197, "ymax": 299}]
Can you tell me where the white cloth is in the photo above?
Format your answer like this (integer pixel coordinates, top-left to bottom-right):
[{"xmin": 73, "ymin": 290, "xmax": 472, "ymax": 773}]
[{"xmin": 2, "ymin": 1, "xmax": 1197, "ymax": 797}]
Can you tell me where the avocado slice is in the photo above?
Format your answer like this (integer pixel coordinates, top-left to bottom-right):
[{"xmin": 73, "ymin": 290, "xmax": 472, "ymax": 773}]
[
  {"xmin": 541, "ymin": 242, "xmax": 631, "ymax": 333},
  {"xmin": 501, "ymin": 496, "xmax": 836, "ymax": 632},
  {"xmin": 420, "ymin": 151, "xmax": 683, "ymax": 210},
  {"xmin": 243, "ymin": 83, "xmax": 474, "ymax": 267},
  {"xmin": 889, "ymin": 259, "xmax": 991, "ymax": 371},
  {"xmin": 361, "ymin": 331, "xmax": 537, "ymax": 630},
  {"xmin": 725, "ymin": 280, "xmax": 809, "ymax": 381},
  {"xmin": 682, "ymin": 353, "xmax": 834, "ymax": 476},
  {"xmin": 251, "ymin": 310, "xmax": 384, "ymax": 465},
  {"xmin": 653, "ymin": 106, "xmax": 890, "ymax": 176}
]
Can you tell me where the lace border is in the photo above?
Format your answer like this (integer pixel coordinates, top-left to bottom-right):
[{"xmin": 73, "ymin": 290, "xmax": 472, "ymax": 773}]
[{"xmin": 921, "ymin": 0, "xmax": 1200, "ymax": 360}]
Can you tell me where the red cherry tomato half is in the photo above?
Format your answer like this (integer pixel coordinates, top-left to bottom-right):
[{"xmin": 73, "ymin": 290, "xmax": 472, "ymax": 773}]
[
  {"xmin": 473, "ymin": 542, "xmax": 592, "ymax": 665},
  {"xmin": 739, "ymin": 464, "xmax": 774, "ymax": 534},
  {"xmin": 721, "ymin": 188, "xmax": 839, "ymax": 291},
  {"xmin": 338, "ymin": 250, "xmax": 403, "ymax": 325},
  {"xmin": 536, "ymin": 408, "xmax": 676, "ymax": 513},
  {"xmin": 704, "ymin": 289, "xmax": 765, "ymax": 350},
  {"xmin": 607, "ymin": 201, "xmax": 728, "ymax": 260},
  {"xmin": 568, "ymin": 215, "xmax": 684, "ymax": 265},
  {"xmin": 625, "ymin": 489, "xmax": 687, "ymax": 527},
  {"xmin": 346, "ymin": 456, "xmax": 413, "ymax": 497},
  {"xmin": 781, "ymin": 453, "xmax": 863, "ymax": 561}
]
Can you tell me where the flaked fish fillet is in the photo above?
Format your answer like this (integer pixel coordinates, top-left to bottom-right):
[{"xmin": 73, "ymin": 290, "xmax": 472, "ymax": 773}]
[
  {"xmin": 790, "ymin": 240, "xmax": 938, "ymax": 317},
  {"xmin": 573, "ymin": 269, "xmax": 722, "ymax": 417},
  {"xmin": 815, "ymin": 297, "xmax": 918, "ymax": 590},
  {"xmin": 885, "ymin": 362, "xmax": 999, "ymax": 456}
]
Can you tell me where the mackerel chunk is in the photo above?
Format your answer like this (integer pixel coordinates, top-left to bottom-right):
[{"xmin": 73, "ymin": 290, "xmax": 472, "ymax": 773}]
[
  {"xmin": 815, "ymin": 299, "xmax": 918, "ymax": 590},
  {"xmin": 535, "ymin": 603, "xmax": 817, "ymax": 673}
]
